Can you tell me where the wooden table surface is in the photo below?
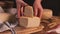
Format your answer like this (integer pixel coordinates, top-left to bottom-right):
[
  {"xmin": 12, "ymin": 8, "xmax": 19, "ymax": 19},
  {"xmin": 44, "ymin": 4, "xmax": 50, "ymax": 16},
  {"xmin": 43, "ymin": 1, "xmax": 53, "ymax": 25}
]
[
  {"xmin": 0, "ymin": 16, "xmax": 60, "ymax": 34},
  {"xmin": 0, "ymin": 25, "xmax": 44, "ymax": 34},
  {"xmin": 32, "ymin": 16, "xmax": 60, "ymax": 34}
]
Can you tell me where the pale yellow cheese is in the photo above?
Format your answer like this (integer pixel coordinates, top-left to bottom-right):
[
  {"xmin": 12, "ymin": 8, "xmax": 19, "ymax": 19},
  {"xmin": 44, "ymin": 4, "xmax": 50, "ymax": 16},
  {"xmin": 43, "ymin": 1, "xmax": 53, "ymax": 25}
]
[
  {"xmin": 42, "ymin": 9, "xmax": 53, "ymax": 19},
  {"xmin": 24, "ymin": 6, "xmax": 34, "ymax": 17},
  {"xmin": 19, "ymin": 17, "xmax": 40, "ymax": 28},
  {"xmin": 0, "ymin": 13, "xmax": 11, "ymax": 23}
]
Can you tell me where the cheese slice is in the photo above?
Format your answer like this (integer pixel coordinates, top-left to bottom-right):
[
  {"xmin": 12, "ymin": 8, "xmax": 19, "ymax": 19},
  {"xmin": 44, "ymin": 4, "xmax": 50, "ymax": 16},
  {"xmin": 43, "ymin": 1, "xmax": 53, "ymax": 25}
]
[
  {"xmin": 24, "ymin": 6, "xmax": 34, "ymax": 17},
  {"xmin": 0, "ymin": 13, "xmax": 11, "ymax": 23},
  {"xmin": 19, "ymin": 17, "xmax": 40, "ymax": 28},
  {"xmin": 42, "ymin": 9, "xmax": 53, "ymax": 19}
]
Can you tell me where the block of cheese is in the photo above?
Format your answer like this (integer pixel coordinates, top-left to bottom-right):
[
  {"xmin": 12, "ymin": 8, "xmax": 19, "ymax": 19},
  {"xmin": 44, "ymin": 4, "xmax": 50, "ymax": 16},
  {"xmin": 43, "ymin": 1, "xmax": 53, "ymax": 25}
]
[
  {"xmin": 24, "ymin": 6, "xmax": 34, "ymax": 17},
  {"xmin": 0, "ymin": 13, "xmax": 11, "ymax": 23},
  {"xmin": 42, "ymin": 9, "xmax": 53, "ymax": 19},
  {"xmin": 19, "ymin": 17, "xmax": 40, "ymax": 28}
]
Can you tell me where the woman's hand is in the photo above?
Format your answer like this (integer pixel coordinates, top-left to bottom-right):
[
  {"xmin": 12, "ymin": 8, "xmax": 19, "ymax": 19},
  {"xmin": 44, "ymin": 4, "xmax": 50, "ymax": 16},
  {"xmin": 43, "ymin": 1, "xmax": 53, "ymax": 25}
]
[
  {"xmin": 16, "ymin": 0, "xmax": 28, "ymax": 7},
  {"xmin": 33, "ymin": 0, "xmax": 43, "ymax": 18},
  {"xmin": 16, "ymin": 0, "xmax": 28, "ymax": 18}
]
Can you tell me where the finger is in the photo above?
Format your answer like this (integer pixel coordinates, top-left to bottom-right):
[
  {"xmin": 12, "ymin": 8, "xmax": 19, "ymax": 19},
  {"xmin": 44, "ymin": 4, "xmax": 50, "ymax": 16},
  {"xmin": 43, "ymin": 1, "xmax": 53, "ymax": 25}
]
[
  {"xmin": 21, "ymin": 7, "xmax": 24, "ymax": 16},
  {"xmin": 39, "ymin": 5, "xmax": 43, "ymax": 12},
  {"xmin": 34, "ymin": 7, "xmax": 38, "ymax": 16},
  {"xmin": 17, "ymin": 0, "xmax": 28, "ymax": 6},
  {"xmin": 38, "ymin": 6, "xmax": 43, "ymax": 18},
  {"xmin": 21, "ymin": 1, "xmax": 28, "ymax": 6},
  {"xmin": 16, "ymin": 3, "xmax": 21, "ymax": 18}
]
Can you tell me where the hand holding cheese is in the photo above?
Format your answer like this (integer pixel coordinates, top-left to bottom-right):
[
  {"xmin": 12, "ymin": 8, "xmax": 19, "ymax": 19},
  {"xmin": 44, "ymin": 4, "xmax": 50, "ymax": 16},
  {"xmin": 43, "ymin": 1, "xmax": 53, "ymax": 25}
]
[
  {"xmin": 33, "ymin": 0, "xmax": 43, "ymax": 18},
  {"xmin": 19, "ymin": 6, "xmax": 41, "ymax": 28},
  {"xmin": 16, "ymin": 0, "xmax": 28, "ymax": 18}
]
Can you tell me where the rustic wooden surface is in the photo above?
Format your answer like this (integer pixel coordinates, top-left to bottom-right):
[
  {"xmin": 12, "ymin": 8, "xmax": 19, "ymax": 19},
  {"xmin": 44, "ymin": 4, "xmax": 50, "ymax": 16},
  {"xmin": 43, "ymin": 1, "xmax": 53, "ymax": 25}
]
[
  {"xmin": 33, "ymin": 16, "xmax": 60, "ymax": 34},
  {"xmin": 0, "ymin": 25, "xmax": 44, "ymax": 34},
  {"xmin": 41, "ymin": 16, "xmax": 60, "ymax": 29},
  {"xmin": 0, "ymin": 16, "xmax": 60, "ymax": 34}
]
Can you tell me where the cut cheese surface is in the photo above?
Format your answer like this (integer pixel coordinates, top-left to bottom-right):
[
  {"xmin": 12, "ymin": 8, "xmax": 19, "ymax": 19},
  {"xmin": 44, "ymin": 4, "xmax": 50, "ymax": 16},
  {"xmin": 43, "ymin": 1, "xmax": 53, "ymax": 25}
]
[
  {"xmin": 24, "ymin": 6, "xmax": 34, "ymax": 17},
  {"xmin": 19, "ymin": 17, "xmax": 40, "ymax": 28},
  {"xmin": 42, "ymin": 9, "xmax": 53, "ymax": 19}
]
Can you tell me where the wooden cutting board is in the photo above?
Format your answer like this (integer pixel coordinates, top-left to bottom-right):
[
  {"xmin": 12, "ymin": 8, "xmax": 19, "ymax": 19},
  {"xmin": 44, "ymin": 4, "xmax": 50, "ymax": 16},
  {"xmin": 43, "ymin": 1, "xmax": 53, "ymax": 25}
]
[{"xmin": 0, "ymin": 25, "xmax": 44, "ymax": 34}]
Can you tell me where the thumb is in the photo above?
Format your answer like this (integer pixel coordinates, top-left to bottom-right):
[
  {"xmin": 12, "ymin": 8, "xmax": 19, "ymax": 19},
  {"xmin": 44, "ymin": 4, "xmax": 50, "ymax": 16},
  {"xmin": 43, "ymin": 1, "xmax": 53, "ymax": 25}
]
[
  {"xmin": 16, "ymin": 0, "xmax": 28, "ymax": 6},
  {"xmin": 21, "ymin": 1, "xmax": 28, "ymax": 6},
  {"xmin": 34, "ymin": 7, "xmax": 38, "ymax": 16}
]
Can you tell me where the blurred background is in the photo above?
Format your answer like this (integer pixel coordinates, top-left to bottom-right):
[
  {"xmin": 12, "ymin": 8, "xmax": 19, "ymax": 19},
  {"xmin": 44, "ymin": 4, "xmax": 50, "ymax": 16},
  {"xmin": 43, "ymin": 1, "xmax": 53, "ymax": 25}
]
[
  {"xmin": 0, "ymin": 0, "xmax": 60, "ymax": 34},
  {"xmin": 0, "ymin": 0, "xmax": 60, "ymax": 16}
]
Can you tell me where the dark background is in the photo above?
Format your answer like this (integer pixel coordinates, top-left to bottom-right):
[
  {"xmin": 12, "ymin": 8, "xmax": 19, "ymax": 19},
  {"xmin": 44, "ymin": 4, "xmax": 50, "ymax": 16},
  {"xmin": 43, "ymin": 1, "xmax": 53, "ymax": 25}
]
[
  {"xmin": 23, "ymin": 0, "xmax": 60, "ymax": 16},
  {"xmin": 0, "ymin": 0, "xmax": 60, "ymax": 16},
  {"xmin": 42, "ymin": 0, "xmax": 60, "ymax": 16}
]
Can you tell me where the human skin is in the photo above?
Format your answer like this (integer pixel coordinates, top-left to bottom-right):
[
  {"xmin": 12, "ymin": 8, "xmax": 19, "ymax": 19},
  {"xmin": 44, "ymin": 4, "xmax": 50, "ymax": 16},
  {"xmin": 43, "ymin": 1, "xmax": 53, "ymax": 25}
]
[
  {"xmin": 16, "ymin": 0, "xmax": 43, "ymax": 18},
  {"xmin": 33, "ymin": 0, "xmax": 43, "ymax": 18}
]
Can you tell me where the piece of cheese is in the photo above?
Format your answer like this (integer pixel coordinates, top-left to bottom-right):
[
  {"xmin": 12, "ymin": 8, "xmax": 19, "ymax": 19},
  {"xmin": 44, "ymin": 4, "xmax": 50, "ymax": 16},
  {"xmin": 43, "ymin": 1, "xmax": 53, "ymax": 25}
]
[
  {"xmin": 42, "ymin": 9, "xmax": 53, "ymax": 19},
  {"xmin": 24, "ymin": 6, "xmax": 34, "ymax": 17},
  {"xmin": 19, "ymin": 17, "xmax": 40, "ymax": 28},
  {"xmin": 0, "ymin": 13, "xmax": 11, "ymax": 23}
]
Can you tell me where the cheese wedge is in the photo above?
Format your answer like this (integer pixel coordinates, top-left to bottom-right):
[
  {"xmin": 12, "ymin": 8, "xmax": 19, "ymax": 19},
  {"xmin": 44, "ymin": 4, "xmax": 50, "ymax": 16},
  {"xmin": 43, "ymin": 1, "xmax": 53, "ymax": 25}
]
[
  {"xmin": 19, "ymin": 17, "xmax": 40, "ymax": 28},
  {"xmin": 42, "ymin": 9, "xmax": 53, "ymax": 19},
  {"xmin": 24, "ymin": 6, "xmax": 34, "ymax": 17},
  {"xmin": 0, "ymin": 13, "xmax": 11, "ymax": 23}
]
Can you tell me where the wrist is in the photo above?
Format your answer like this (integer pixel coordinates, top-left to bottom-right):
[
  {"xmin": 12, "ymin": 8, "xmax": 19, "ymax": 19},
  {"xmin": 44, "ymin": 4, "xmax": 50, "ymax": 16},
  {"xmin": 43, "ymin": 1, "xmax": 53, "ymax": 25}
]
[
  {"xmin": 34, "ymin": 0, "xmax": 42, "ymax": 4},
  {"xmin": 35, "ymin": 0, "xmax": 42, "ymax": 2}
]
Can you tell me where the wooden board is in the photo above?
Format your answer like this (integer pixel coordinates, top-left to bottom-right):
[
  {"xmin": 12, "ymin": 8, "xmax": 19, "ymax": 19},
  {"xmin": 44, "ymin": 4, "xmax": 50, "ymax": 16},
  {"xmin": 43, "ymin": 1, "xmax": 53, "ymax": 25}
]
[
  {"xmin": 41, "ymin": 16, "xmax": 60, "ymax": 28},
  {"xmin": 32, "ymin": 16, "xmax": 60, "ymax": 34},
  {"xmin": 40, "ymin": 16, "xmax": 60, "ymax": 33},
  {"xmin": 0, "ymin": 16, "xmax": 59, "ymax": 34},
  {"xmin": 0, "ymin": 25, "xmax": 44, "ymax": 34}
]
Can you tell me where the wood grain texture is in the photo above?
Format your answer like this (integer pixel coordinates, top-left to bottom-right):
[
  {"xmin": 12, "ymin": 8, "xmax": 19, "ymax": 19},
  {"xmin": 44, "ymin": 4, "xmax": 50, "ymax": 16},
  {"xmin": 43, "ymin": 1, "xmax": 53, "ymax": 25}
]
[{"xmin": 0, "ymin": 25, "xmax": 44, "ymax": 34}]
